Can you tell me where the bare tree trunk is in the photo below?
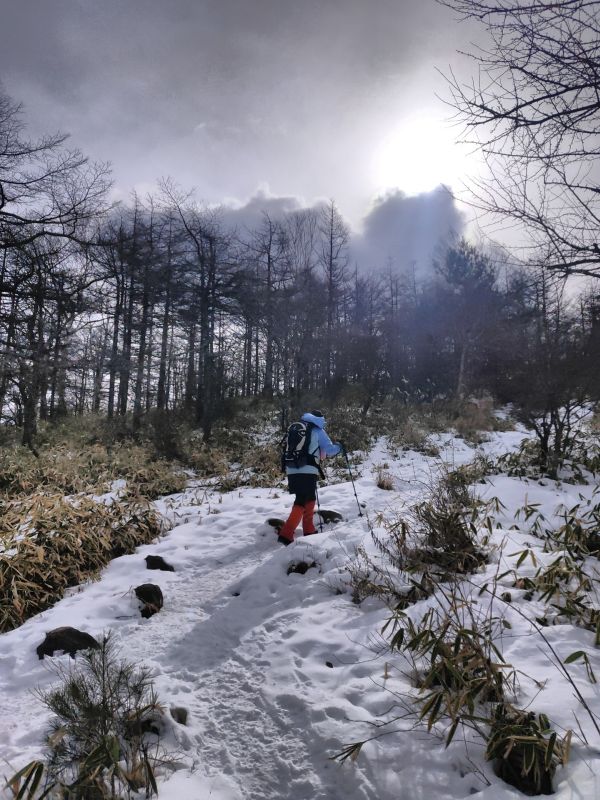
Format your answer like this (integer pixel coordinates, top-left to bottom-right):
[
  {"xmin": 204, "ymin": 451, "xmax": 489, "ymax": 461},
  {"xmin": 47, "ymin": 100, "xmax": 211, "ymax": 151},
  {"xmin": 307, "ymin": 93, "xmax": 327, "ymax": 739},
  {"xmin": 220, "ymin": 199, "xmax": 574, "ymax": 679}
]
[
  {"xmin": 118, "ymin": 271, "xmax": 134, "ymax": 416},
  {"xmin": 133, "ymin": 265, "xmax": 151, "ymax": 431},
  {"xmin": 107, "ymin": 281, "xmax": 121, "ymax": 419},
  {"xmin": 93, "ymin": 327, "xmax": 109, "ymax": 413},
  {"xmin": 456, "ymin": 340, "xmax": 468, "ymax": 402},
  {"xmin": 145, "ymin": 305, "xmax": 155, "ymax": 412},
  {"xmin": 0, "ymin": 292, "xmax": 17, "ymax": 417},
  {"xmin": 21, "ymin": 379, "xmax": 39, "ymax": 454},
  {"xmin": 156, "ymin": 230, "xmax": 174, "ymax": 410},
  {"xmin": 165, "ymin": 319, "xmax": 176, "ymax": 410},
  {"xmin": 156, "ymin": 291, "xmax": 171, "ymax": 410},
  {"xmin": 184, "ymin": 324, "xmax": 196, "ymax": 412}
]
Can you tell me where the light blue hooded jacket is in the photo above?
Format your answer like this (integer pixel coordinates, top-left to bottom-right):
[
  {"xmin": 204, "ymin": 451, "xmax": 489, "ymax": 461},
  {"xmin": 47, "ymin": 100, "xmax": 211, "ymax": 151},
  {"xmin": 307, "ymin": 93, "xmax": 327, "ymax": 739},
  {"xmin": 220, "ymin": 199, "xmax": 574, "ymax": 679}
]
[{"xmin": 285, "ymin": 412, "xmax": 342, "ymax": 476}]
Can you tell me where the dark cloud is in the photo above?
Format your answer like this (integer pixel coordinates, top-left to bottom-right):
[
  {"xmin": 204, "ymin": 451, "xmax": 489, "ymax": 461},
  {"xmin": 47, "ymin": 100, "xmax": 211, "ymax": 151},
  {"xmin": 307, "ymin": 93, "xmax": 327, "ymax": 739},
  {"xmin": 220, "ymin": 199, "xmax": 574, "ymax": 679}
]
[
  {"xmin": 0, "ymin": 0, "xmax": 477, "ymax": 224},
  {"xmin": 218, "ymin": 190, "xmax": 304, "ymax": 233},
  {"xmin": 201, "ymin": 186, "xmax": 464, "ymax": 284},
  {"xmin": 351, "ymin": 187, "xmax": 466, "ymax": 273}
]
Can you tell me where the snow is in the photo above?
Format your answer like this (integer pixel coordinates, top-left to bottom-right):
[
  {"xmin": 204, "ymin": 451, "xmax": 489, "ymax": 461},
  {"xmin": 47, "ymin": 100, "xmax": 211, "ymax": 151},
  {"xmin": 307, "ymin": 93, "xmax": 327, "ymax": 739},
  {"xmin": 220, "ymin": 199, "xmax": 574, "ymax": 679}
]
[{"xmin": 1, "ymin": 429, "xmax": 599, "ymax": 799}]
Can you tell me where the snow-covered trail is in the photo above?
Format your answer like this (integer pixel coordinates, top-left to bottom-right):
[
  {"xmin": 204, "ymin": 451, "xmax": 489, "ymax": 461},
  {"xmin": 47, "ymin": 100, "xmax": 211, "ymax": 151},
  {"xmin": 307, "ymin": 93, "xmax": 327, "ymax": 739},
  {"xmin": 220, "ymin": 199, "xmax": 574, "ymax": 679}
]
[
  {"xmin": 133, "ymin": 481, "xmax": 390, "ymax": 799},
  {"xmin": 0, "ymin": 478, "xmax": 374, "ymax": 796},
  {"xmin": 0, "ymin": 437, "xmax": 451, "ymax": 799}
]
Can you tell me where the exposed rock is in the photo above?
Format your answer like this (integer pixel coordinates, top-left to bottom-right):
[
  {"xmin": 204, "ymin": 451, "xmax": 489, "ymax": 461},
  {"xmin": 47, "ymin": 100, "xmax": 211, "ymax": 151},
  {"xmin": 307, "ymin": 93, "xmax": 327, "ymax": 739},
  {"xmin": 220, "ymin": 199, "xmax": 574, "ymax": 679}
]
[
  {"xmin": 170, "ymin": 706, "xmax": 189, "ymax": 725},
  {"xmin": 134, "ymin": 584, "xmax": 164, "ymax": 618},
  {"xmin": 36, "ymin": 627, "xmax": 100, "ymax": 660},
  {"xmin": 124, "ymin": 709, "xmax": 164, "ymax": 739},
  {"xmin": 317, "ymin": 509, "xmax": 343, "ymax": 524},
  {"xmin": 287, "ymin": 560, "xmax": 317, "ymax": 576},
  {"xmin": 144, "ymin": 555, "xmax": 175, "ymax": 572}
]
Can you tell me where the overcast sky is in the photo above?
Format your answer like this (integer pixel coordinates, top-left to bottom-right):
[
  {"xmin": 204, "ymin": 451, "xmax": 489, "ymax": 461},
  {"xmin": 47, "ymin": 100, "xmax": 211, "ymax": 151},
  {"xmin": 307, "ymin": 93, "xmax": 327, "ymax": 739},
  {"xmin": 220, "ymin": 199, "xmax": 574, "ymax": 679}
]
[{"xmin": 0, "ymin": 0, "xmax": 481, "ymax": 270}]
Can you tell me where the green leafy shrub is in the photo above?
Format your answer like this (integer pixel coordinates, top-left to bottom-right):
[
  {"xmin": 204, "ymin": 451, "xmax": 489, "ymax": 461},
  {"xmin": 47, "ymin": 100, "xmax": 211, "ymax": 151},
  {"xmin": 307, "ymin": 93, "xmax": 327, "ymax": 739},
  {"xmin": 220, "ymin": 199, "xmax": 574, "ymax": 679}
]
[
  {"xmin": 497, "ymin": 428, "xmax": 600, "ymax": 482},
  {"xmin": 446, "ymin": 455, "xmax": 496, "ymax": 487},
  {"xmin": 396, "ymin": 469, "xmax": 490, "ymax": 576},
  {"xmin": 387, "ymin": 605, "xmax": 510, "ymax": 727},
  {"xmin": 496, "ymin": 439, "xmax": 545, "ymax": 478}
]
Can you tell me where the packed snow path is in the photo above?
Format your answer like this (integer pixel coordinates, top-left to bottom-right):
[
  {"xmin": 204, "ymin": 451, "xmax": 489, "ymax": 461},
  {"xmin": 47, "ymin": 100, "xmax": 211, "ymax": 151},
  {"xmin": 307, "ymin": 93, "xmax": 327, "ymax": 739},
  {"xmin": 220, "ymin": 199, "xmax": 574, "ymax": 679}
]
[{"xmin": 1, "ymin": 432, "xmax": 599, "ymax": 799}]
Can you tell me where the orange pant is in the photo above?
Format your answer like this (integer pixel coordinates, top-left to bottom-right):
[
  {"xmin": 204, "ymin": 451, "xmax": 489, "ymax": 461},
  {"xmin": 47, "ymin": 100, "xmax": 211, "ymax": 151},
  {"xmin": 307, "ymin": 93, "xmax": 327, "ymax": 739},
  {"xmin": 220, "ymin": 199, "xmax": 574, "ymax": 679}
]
[{"xmin": 278, "ymin": 499, "xmax": 317, "ymax": 542}]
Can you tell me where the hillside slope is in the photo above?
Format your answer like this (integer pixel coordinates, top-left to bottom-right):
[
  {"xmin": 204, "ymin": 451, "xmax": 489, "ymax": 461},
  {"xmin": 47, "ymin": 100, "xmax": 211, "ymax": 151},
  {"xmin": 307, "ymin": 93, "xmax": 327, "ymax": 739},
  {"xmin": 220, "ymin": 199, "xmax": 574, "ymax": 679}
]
[{"xmin": 1, "ymin": 429, "xmax": 598, "ymax": 799}]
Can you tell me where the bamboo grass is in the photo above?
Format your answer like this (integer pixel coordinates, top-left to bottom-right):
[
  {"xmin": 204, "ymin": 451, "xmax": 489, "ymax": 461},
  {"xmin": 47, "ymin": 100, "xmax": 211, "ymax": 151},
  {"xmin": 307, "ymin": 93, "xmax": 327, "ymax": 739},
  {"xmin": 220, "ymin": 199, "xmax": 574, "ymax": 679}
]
[{"xmin": 0, "ymin": 493, "xmax": 165, "ymax": 632}]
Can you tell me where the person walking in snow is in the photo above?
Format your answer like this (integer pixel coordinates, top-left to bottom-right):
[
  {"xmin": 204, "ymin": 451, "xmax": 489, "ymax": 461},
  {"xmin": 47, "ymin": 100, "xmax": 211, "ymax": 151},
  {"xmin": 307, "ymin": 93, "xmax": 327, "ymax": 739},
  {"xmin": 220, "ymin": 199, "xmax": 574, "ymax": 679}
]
[{"xmin": 277, "ymin": 410, "xmax": 342, "ymax": 545}]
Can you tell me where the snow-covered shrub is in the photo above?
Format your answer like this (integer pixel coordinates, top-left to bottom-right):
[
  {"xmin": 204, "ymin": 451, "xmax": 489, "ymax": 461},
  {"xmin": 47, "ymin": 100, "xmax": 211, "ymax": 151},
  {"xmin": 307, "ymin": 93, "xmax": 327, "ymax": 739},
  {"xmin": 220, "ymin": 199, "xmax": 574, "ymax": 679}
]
[
  {"xmin": 348, "ymin": 469, "xmax": 491, "ymax": 605},
  {"xmin": 446, "ymin": 454, "xmax": 497, "ymax": 486},
  {"xmin": 496, "ymin": 439, "xmax": 546, "ymax": 478},
  {"xmin": 397, "ymin": 470, "xmax": 490, "ymax": 575},
  {"xmin": 9, "ymin": 635, "xmax": 170, "ymax": 799},
  {"xmin": 381, "ymin": 585, "xmax": 570, "ymax": 795},
  {"xmin": 346, "ymin": 539, "xmax": 429, "ymax": 606},
  {"xmin": 388, "ymin": 600, "xmax": 512, "ymax": 716}
]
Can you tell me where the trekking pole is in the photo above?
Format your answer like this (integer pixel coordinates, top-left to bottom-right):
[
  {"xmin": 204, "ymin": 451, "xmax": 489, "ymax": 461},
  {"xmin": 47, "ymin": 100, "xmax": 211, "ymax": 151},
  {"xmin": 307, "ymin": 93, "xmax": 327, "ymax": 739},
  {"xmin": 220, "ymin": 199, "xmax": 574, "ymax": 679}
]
[
  {"xmin": 315, "ymin": 485, "xmax": 324, "ymax": 533},
  {"xmin": 342, "ymin": 445, "xmax": 363, "ymax": 517}
]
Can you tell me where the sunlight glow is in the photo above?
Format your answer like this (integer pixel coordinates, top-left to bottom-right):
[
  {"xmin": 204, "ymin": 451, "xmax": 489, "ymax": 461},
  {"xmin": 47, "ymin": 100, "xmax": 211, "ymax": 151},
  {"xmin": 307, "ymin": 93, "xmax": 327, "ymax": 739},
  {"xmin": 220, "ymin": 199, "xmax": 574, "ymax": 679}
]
[{"xmin": 371, "ymin": 113, "xmax": 473, "ymax": 196}]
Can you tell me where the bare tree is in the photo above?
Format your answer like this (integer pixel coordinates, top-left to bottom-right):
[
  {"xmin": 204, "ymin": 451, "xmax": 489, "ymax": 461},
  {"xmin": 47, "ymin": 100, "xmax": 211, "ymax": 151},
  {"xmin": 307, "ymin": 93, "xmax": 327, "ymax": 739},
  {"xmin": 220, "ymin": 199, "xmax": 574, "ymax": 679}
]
[
  {"xmin": 0, "ymin": 89, "xmax": 111, "ymax": 250},
  {"xmin": 492, "ymin": 265, "xmax": 597, "ymax": 475},
  {"xmin": 440, "ymin": 0, "xmax": 600, "ymax": 275},
  {"xmin": 318, "ymin": 201, "xmax": 349, "ymax": 382},
  {"xmin": 159, "ymin": 180, "xmax": 239, "ymax": 440},
  {"xmin": 1, "ymin": 237, "xmax": 93, "ymax": 449}
]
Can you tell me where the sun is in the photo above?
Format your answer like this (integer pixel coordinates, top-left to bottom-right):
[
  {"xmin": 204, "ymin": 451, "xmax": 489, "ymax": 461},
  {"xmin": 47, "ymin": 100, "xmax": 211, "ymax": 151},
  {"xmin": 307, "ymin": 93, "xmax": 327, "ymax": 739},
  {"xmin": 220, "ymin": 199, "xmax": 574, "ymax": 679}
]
[{"xmin": 371, "ymin": 113, "xmax": 473, "ymax": 196}]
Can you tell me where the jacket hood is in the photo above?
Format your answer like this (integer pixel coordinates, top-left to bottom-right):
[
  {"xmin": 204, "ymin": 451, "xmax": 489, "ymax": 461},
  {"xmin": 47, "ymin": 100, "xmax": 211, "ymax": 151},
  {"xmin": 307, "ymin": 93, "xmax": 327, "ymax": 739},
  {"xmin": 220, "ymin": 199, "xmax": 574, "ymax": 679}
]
[{"xmin": 301, "ymin": 412, "xmax": 326, "ymax": 429}]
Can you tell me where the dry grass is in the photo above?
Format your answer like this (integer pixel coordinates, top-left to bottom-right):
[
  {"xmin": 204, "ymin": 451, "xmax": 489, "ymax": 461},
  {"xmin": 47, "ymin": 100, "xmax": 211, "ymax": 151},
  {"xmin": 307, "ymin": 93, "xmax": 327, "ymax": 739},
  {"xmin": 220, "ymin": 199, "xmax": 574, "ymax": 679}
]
[
  {"xmin": 453, "ymin": 398, "xmax": 514, "ymax": 443},
  {"xmin": 0, "ymin": 493, "xmax": 165, "ymax": 632},
  {"xmin": 374, "ymin": 466, "xmax": 395, "ymax": 491},
  {"xmin": 0, "ymin": 443, "xmax": 187, "ymax": 502},
  {"xmin": 0, "ymin": 420, "xmax": 186, "ymax": 634}
]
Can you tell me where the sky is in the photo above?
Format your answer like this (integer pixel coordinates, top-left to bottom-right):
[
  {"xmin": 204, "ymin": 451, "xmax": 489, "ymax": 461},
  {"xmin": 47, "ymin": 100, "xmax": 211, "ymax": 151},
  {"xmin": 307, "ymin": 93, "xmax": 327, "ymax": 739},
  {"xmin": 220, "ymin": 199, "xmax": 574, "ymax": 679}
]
[{"xmin": 0, "ymin": 0, "xmax": 483, "ymax": 272}]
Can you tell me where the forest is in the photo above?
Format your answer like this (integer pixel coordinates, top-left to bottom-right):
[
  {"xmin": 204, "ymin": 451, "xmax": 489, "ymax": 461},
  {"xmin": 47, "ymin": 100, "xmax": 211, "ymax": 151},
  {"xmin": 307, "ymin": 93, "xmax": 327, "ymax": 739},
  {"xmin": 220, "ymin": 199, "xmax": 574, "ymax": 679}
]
[{"xmin": 2, "ymin": 81, "xmax": 599, "ymax": 472}]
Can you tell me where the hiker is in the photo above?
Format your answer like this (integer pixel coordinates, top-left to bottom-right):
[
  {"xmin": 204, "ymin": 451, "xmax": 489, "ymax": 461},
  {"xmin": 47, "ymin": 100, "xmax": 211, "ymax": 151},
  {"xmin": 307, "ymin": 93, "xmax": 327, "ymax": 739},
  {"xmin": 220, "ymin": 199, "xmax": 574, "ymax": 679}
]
[{"xmin": 278, "ymin": 410, "xmax": 342, "ymax": 545}]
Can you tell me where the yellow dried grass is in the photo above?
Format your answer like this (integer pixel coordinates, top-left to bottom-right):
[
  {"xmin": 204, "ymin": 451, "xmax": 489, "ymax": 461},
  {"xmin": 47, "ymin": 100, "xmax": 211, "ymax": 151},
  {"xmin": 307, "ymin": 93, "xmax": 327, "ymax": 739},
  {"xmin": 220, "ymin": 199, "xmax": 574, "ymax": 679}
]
[
  {"xmin": 0, "ymin": 493, "xmax": 165, "ymax": 632},
  {"xmin": 0, "ymin": 444, "xmax": 187, "ymax": 501}
]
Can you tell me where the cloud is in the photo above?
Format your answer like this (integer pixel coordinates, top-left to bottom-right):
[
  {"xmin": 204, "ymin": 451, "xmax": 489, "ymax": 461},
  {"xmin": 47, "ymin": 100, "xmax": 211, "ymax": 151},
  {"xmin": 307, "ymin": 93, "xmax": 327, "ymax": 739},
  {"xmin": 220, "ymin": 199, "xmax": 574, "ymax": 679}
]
[
  {"xmin": 0, "ymin": 0, "xmax": 473, "ymax": 220},
  {"xmin": 201, "ymin": 186, "xmax": 465, "ymax": 283},
  {"xmin": 218, "ymin": 189, "xmax": 305, "ymax": 233},
  {"xmin": 351, "ymin": 186, "xmax": 466, "ymax": 275}
]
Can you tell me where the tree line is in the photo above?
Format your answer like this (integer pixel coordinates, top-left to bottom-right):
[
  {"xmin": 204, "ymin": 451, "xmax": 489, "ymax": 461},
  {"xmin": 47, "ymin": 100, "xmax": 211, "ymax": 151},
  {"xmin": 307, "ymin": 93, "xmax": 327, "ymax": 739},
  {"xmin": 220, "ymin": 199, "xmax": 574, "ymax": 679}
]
[{"xmin": 2, "ymin": 0, "xmax": 600, "ymax": 466}]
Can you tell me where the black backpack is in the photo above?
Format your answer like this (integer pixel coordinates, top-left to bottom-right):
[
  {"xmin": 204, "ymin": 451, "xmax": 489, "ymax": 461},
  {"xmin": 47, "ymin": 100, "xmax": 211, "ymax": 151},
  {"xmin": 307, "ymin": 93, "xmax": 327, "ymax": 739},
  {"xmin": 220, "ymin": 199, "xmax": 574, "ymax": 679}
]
[{"xmin": 280, "ymin": 421, "xmax": 319, "ymax": 472}]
